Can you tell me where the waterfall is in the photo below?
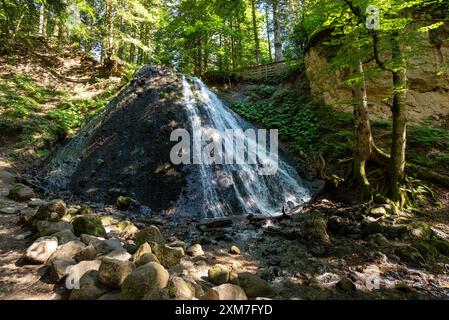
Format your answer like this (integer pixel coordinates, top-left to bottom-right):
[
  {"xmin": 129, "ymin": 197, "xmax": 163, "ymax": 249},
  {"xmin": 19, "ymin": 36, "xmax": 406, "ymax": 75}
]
[{"xmin": 176, "ymin": 76, "xmax": 311, "ymax": 218}]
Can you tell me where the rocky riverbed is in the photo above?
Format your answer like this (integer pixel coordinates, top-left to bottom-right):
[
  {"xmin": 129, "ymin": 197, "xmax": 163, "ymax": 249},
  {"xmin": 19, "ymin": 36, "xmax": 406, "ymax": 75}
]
[{"xmin": 1, "ymin": 182, "xmax": 449, "ymax": 300}]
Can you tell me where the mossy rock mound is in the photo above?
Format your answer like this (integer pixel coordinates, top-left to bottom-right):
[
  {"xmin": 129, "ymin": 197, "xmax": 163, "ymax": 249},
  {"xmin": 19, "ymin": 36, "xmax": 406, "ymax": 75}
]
[
  {"xmin": 36, "ymin": 199, "xmax": 67, "ymax": 221},
  {"xmin": 120, "ymin": 262, "xmax": 169, "ymax": 300},
  {"xmin": 71, "ymin": 215, "xmax": 107, "ymax": 237},
  {"xmin": 395, "ymin": 246, "xmax": 425, "ymax": 266},
  {"xmin": 412, "ymin": 240, "xmax": 439, "ymax": 262},
  {"xmin": 407, "ymin": 222, "xmax": 433, "ymax": 240},
  {"xmin": 428, "ymin": 239, "xmax": 449, "ymax": 256},
  {"xmin": 303, "ymin": 212, "xmax": 330, "ymax": 245},
  {"xmin": 135, "ymin": 225, "xmax": 165, "ymax": 247},
  {"xmin": 230, "ymin": 272, "xmax": 275, "ymax": 298},
  {"xmin": 208, "ymin": 264, "xmax": 230, "ymax": 285},
  {"xmin": 116, "ymin": 196, "xmax": 139, "ymax": 210},
  {"xmin": 362, "ymin": 221, "xmax": 384, "ymax": 238},
  {"xmin": 8, "ymin": 183, "xmax": 35, "ymax": 201}
]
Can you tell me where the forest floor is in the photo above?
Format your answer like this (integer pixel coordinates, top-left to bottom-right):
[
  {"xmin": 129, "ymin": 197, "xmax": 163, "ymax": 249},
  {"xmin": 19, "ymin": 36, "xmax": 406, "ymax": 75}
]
[{"xmin": 1, "ymin": 41, "xmax": 449, "ymax": 300}]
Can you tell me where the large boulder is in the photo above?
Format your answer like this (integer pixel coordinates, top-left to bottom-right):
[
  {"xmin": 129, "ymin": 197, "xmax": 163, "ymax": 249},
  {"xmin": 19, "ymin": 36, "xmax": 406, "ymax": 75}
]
[
  {"xmin": 168, "ymin": 277, "xmax": 203, "ymax": 300},
  {"xmin": 429, "ymin": 239, "xmax": 449, "ymax": 256},
  {"xmin": 71, "ymin": 215, "xmax": 107, "ymax": 237},
  {"xmin": 69, "ymin": 270, "xmax": 107, "ymax": 300},
  {"xmin": 395, "ymin": 246, "xmax": 426, "ymax": 266},
  {"xmin": 65, "ymin": 260, "xmax": 102, "ymax": 289},
  {"xmin": 25, "ymin": 236, "xmax": 58, "ymax": 264},
  {"xmin": 48, "ymin": 258, "xmax": 77, "ymax": 282},
  {"xmin": 120, "ymin": 262, "xmax": 169, "ymax": 300},
  {"xmin": 75, "ymin": 244, "xmax": 97, "ymax": 262},
  {"xmin": 407, "ymin": 222, "xmax": 433, "ymax": 240},
  {"xmin": 47, "ymin": 240, "xmax": 86, "ymax": 264},
  {"xmin": 117, "ymin": 220, "xmax": 139, "ymax": 239},
  {"xmin": 53, "ymin": 229, "xmax": 78, "ymax": 245},
  {"xmin": 200, "ymin": 284, "xmax": 247, "ymax": 300},
  {"xmin": 303, "ymin": 212, "xmax": 330, "ymax": 245},
  {"xmin": 135, "ymin": 225, "xmax": 165, "ymax": 247},
  {"xmin": 104, "ymin": 248, "xmax": 132, "ymax": 261},
  {"xmin": 186, "ymin": 244, "xmax": 204, "ymax": 257},
  {"xmin": 154, "ymin": 244, "xmax": 184, "ymax": 268},
  {"xmin": 80, "ymin": 234, "xmax": 122, "ymax": 254},
  {"xmin": 8, "ymin": 183, "xmax": 35, "ymax": 201},
  {"xmin": 362, "ymin": 221, "xmax": 384, "ymax": 238},
  {"xmin": 35, "ymin": 199, "xmax": 67, "ymax": 221},
  {"xmin": 36, "ymin": 220, "xmax": 73, "ymax": 236},
  {"xmin": 18, "ymin": 207, "xmax": 37, "ymax": 227},
  {"xmin": 98, "ymin": 257, "xmax": 135, "ymax": 289},
  {"xmin": 230, "ymin": 272, "xmax": 275, "ymax": 298},
  {"xmin": 133, "ymin": 243, "xmax": 160, "ymax": 266},
  {"xmin": 208, "ymin": 264, "xmax": 230, "ymax": 285}
]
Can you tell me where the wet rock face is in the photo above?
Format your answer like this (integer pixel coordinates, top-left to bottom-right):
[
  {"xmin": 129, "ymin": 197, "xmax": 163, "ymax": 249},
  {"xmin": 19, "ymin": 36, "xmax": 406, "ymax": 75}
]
[{"xmin": 43, "ymin": 65, "xmax": 188, "ymax": 212}]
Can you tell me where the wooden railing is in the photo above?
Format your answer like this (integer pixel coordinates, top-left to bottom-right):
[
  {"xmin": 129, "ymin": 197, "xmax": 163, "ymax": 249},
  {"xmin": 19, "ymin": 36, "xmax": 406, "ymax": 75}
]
[{"xmin": 237, "ymin": 60, "xmax": 300, "ymax": 81}]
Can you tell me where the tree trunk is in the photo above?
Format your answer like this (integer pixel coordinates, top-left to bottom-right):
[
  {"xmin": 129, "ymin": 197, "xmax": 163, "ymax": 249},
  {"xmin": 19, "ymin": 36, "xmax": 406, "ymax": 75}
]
[
  {"xmin": 251, "ymin": 0, "xmax": 261, "ymax": 65},
  {"xmin": 104, "ymin": 0, "xmax": 115, "ymax": 63},
  {"xmin": 352, "ymin": 61, "xmax": 373, "ymax": 186},
  {"xmin": 265, "ymin": 3, "xmax": 272, "ymax": 62},
  {"xmin": 272, "ymin": 0, "xmax": 282, "ymax": 61},
  {"xmin": 388, "ymin": 34, "xmax": 407, "ymax": 202},
  {"xmin": 38, "ymin": 3, "xmax": 45, "ymax": 37}
]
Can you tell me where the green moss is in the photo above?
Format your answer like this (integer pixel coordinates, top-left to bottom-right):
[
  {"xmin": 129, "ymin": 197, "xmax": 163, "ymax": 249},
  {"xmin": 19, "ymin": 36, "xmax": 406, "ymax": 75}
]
[
  {"xmin": 71, "ymin": 215, "xmax": 107, "ymax": 237},
  {"xmin": 395, "ymin": 246, "xmax": 426, "ymax": 266},
  {"xmin": 412, "ymin": 240, "xmax": 438, "ymax": 262},
  {"xmin": 428, "ymin": 239, "xmax": 449, "ymax": 256}
]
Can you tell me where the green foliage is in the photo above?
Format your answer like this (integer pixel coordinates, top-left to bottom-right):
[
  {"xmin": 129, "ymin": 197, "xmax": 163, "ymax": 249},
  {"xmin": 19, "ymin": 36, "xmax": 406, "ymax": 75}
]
[
  {"xmin": 253, "ymin": 84, "xmax": 275, "ymax": 98},
  {"xmin": 0, "ymin": 70, "xmax": 118, "ymax": 161},
  {"xmin": 231, "ymin": 88, "xmax": 321, "ymax": 155}
]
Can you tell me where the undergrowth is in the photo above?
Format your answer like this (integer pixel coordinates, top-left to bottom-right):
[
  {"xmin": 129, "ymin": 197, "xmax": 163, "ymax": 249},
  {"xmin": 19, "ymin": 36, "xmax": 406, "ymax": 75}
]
[{"xmin": 0, "ymin": 71, "xmax": 122, "ymax": 161}]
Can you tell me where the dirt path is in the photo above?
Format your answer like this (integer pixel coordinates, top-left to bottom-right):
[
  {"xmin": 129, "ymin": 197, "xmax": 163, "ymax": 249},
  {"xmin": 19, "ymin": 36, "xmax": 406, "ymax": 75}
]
[{"xmin": 0, "ymin": 134, "xmax": 60, "ymax": 300}]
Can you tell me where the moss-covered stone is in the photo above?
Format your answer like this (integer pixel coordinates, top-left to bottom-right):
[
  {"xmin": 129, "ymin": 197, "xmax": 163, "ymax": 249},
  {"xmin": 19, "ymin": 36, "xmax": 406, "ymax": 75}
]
[
  {"xmin": 230, "ymin": 272, "xmax": 275, "ymax": 298},
  {"xmin": 303, "ymin": 212, "xmax": 330, "ymax": 245},
  {"xmin": 116, "ymin": 196, "xmax": 139, "ymax": 210},
  {"xmin": 208, "ymin": 264, "xmax": 229, "ymax": 285},
  {"xmin": 133, "ymin": 243, "xmax": 160, "ymax": 266},
  {"xmin": 71, "ymin": 215, "xmax": 107, "ymax": 237},
  {"xmin": 362, "ymin": 221, "xmax": 384, "ymax": 238},
  {"xmin": 367, "ymin": 233, "xmax": 390, "ymax": 247},
  {"xmin": 135, "ymin": 225, "xmax": 165, "ymax": 247},
  {"xmin": 412, "ymin": 241, "xmax": 438, "ymax": 262},
  {"xmin": 120, "ymin": 262, "xmax": 169, "ymax": 300},
  {"xmin": 407, "ymin": 222, "xmax": 433, "ymax": 240},
  {"xmin": 428, "ymin": 239, "xmax": 449, "ymax": 256},
  {"xmin": 35, "ymin": 199, "xmax": 67, "ymax": 221},
  {"xmin": 77, "ymin": 206, "xmax": 93, "ymax": 215},
  {"xmin": 395, "ymin": 246, "xmax": 426, "ymax": 266},
  {"xmin": 117, "ymin": 220, "xmax": 139, "ymax": 239},
  {"xmin": 8, "ymin": 183, "xmax": 35, "ymax": 201}
]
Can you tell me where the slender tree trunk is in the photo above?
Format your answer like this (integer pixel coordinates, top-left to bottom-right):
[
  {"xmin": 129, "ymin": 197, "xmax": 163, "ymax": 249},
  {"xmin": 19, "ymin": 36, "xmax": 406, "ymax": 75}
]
[
  {"xmin": 272, "ymin": 0, "xmax": 282, "ymax": 61},
  {"xmin": 218, "ymin": 33, "xmax": 223, "ymax": 71},
  {"xmin": 389, "ymin": 34, "xmax": 407, "ymax": 202},
  {"xmin": 251, "ymin": 0, "xmax": 261, "ymax": 65},
  {"xmin": 230, "ymin": 19, "xmax": 236, "ymax": 70},
  {"xmin": 352, "ymin": 61, "xmax": 373, "ymax": 186},
  {"xmin": 38, "ymin": 3, "xmax": 45, "ymax": 36},
  {"xmin": 265, "ymin": 3, "xmax": 272, "ymax": 62},
  {"xmin": 104, "ymin": 0, "xmax": 115, "ymax": 63}
]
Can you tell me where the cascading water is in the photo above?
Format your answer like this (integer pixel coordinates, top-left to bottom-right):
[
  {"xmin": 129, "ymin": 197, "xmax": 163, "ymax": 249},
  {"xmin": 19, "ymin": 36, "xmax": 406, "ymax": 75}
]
[
  {"xmin": 42, "ymin": 65, "xmax": 314, "ymax": 219},
  {"xmin": 175, "ymin": 76, "xmax": 311, "ymax": 218}
]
